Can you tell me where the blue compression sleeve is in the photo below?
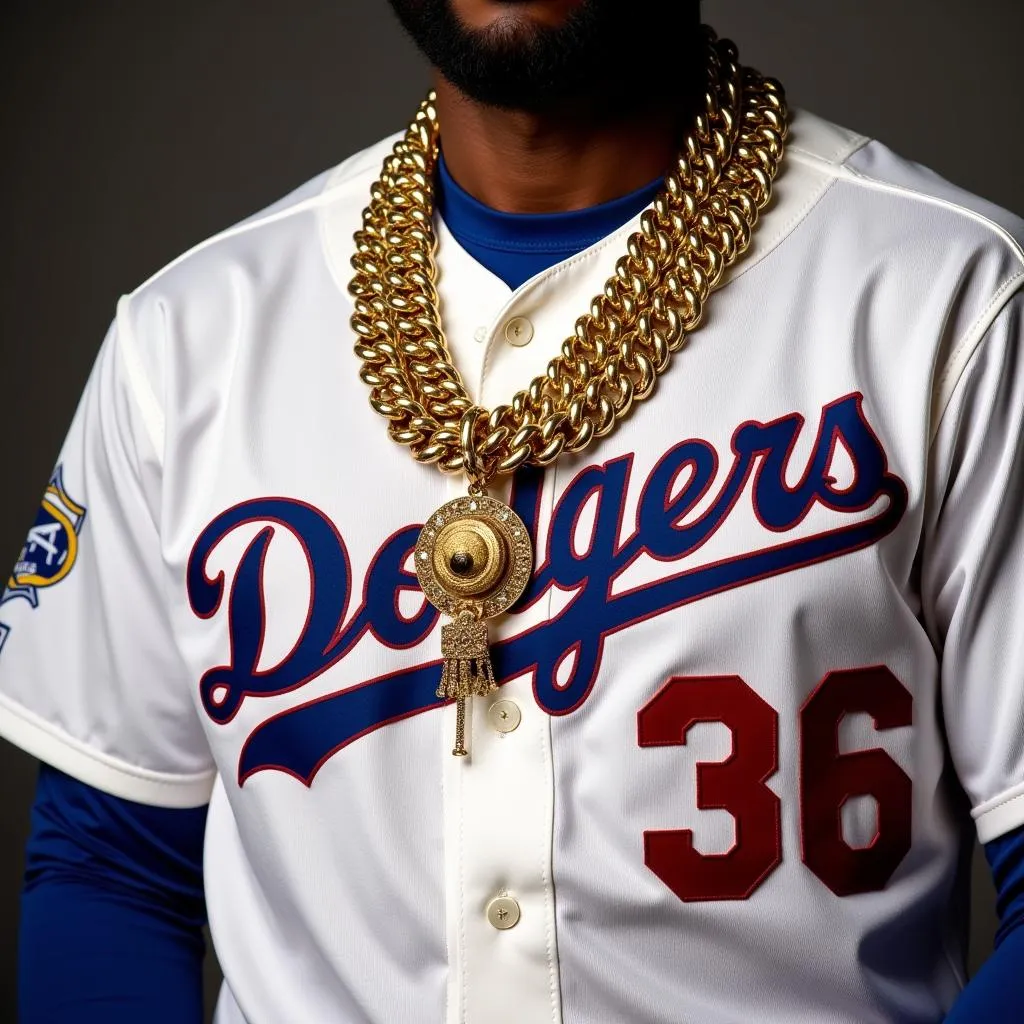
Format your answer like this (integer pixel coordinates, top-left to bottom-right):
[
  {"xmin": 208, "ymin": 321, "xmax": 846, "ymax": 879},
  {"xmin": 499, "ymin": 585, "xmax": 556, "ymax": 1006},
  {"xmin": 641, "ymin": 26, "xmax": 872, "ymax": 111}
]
[
  {"xmin": 19, "ymin": 764, "xmax": 208, "ymax": 1022},
  {"xmin": 944, "ymin": 823, "xmax": 1024, "ymax": 1022}
]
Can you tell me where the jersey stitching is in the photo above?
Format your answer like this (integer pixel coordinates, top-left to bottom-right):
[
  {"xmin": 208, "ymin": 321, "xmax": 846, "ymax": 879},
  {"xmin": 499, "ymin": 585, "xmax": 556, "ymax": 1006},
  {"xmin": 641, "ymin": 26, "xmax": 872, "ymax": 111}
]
[
  {"xmin": 973, "ymin": 789, "xmax": 1024, "ymax": 846},
  {"xmin": 972, "ymin": 778, "xmax": 1024, "ymax": 820},
  {"xmin": 787, "ymin": 132, "xmax": 869, "ymax": 168},
  {"xmin": 791, "ymin": 150, "xmax": 1024, "ymax": 267},
  {"xmin": 478, "ymin": 221, "xmax": 633, "ymax": 385},
  {"xmin": 541, "ymin": 471, "xmax": 563, "ymax": 1024},
  {"xmin": 784, "ymin": 148, "xmax": 1024, "ymax": 446},
  {"xmin": 128, "ymin": 190, "xmax": 339, "ymax": 297},
  {"xmin": 784, "ymin": 107, "xmax": 868, "ymax": 165},
  {"xmin": 131, "ymin": 115, "xmax": 862, "ymax": 302},
  {"xmin": 458, "ymin": 757, "xmax": 468, "ymax": 1024},
  {"xmin": 322, "ymin": 131, "xmax": 403, "ymax": 191},
  {"xmin": 441, "ymin": 723, "xmax": 454, "ymax": 1024},
  {"xmin": 0, "ymin": 689, "xmax": 215, "ymax": 795},
  {"xmin": 319, "ymin": 181, "xmax": 393, "ymax": 303},
  {"xmin": 540, "ymin": 656, "xmax": 560, "ymax": 1024},
  {"xmin": 929, "ymin": 274, "xmax": 1024, "ymax": 443},
  {"xmin": 723, "ymin": 173, "xmax": 839, "ymax": 288},
  {"xmin": 115, "ymin": 295, "xmax": 166, "ymax": 463},
  {"xmin": 126, "ymin": 139, "xmax": 400, "ymax": 300},
  {"xmin": 476, "ymin": 168, "xmax": 841, "ymax": 386}
]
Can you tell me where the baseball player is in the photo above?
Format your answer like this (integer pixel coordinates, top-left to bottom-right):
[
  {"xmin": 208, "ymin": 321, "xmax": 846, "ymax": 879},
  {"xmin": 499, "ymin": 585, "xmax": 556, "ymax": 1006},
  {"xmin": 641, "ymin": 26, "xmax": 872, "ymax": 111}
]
[{"xmin": 3, "ymin": 1, "xmax": 1023, "ymax": 1021}]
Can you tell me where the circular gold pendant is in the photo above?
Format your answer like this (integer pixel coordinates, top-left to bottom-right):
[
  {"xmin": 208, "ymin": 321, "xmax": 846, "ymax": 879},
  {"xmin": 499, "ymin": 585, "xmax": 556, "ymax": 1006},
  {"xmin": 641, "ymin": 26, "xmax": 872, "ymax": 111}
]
[{"xmin": 415, "ymin": 495, "xmax": 533, "ymax": 619}]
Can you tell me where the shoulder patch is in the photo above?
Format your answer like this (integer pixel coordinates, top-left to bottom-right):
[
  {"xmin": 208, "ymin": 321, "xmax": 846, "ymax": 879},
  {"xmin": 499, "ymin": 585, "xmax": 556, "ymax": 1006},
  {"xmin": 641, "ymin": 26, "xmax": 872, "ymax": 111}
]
[{"xmin": 0, "ymin": 466, "xmax": 87, "ymax": 650}]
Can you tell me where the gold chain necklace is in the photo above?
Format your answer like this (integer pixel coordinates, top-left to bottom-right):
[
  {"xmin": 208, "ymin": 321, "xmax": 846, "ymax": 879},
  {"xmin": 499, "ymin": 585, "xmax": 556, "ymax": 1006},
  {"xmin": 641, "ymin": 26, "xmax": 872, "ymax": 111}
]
[{"xmin": 349, "ymin": 30, "xmax": 787, "ymax": 757}]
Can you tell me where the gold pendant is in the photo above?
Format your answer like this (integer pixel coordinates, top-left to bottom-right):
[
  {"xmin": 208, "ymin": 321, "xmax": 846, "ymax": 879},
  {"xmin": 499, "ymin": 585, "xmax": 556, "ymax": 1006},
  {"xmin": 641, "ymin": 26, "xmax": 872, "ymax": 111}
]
[{"xmin": 414, "ymin": 493, "xmax": 533, "ymax": 756}]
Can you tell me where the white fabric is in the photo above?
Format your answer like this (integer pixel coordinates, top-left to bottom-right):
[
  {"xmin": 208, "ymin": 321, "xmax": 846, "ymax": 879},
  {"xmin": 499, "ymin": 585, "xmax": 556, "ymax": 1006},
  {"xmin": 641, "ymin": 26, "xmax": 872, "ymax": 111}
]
[{"xmin": 1, "ymin": 109, "xmax": 1023, "ymax": 1023}]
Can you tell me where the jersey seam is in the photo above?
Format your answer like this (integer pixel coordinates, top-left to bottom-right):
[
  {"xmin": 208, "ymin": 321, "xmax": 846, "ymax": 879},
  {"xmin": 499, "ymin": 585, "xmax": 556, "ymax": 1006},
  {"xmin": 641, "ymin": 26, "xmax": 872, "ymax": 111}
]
[
  {"xmin": 973, "ymin": 780, "xmax": 1024, "ymax": 818},
  {"xmin": 333, "ymin": 116, "xmax": 850, "ymax": 375},
  {"xmin": 322, "ymin": 130, "xmax": 403, "ymax": 191},
  {"xmin": 927, "ymin": 274, "xmax": 1024, "ymax": 444},
  {"xmin": 788, "ymin": 146, "xmax": 1024, "ymax": 447},
  {"xmin": 0, "ymin": 689, "xmax": 215, "ymax": 800},
  {"xmin": 542, "ymin": 468, "xmax": 563, "ymax": 1024},
  {"xmin": 477, "ymin": 217, "xmax": 637, "ymax": 385},
  {"xmin": 477, "ymin": 168, "xmax": 841, "ymax": 385},
  {"xmin": 115, "ymin": 294, "xmax": 167, "ymax": 465},
  {"xmin": 458, "ymin": 754, "xmax": 468, "ymax": 1024},
  {"xmin": 787, "ymin": 129, "xmax": 869, "ymax": 169},
  {"xmin": 790, "ymin": 149, "xmax": 1024, "ymax": 267},
  {"xmin": 127, "ymin": 139, "xmax": 398, "ymax": 301},
  {"xmin": 973, "ymin": 783, "xmax": 1024, "ymax": 843},
  {"xmin": 539, "ymin": 676, "xmax": 560, "ymax": 1024},
  {"xmin": 444, "ymin": 232, "xmax": 607, "ymax": 254},
  {"xmin": 133, "ymin": 119, "xmax": 866, "ymax": 302}
]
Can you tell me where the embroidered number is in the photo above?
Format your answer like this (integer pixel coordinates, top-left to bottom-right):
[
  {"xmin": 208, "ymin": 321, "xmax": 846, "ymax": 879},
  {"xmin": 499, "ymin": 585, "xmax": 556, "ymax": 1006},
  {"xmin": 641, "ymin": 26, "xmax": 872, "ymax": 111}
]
[
  {"xmin": 638, "ymin": 676, "xmax": 782, "ymax": 901},
  {"xmin": 800, "ymin": 666, "xmax": 913, "ymax": 896},
  {"xmin": 638, "ymin": 667, "xmax": 912, "ymax": 902}
]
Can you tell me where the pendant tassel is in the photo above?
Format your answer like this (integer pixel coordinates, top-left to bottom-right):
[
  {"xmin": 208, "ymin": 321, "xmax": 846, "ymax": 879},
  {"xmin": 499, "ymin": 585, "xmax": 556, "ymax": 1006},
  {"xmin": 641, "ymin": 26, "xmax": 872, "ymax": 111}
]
[{"xmin": 438, "ymin": 611, "xmax": 497, "ymax": 756}]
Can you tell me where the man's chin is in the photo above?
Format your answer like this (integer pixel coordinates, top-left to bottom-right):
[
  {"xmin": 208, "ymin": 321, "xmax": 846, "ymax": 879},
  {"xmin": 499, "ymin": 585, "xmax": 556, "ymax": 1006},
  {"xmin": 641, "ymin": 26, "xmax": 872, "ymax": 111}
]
[{"xmin": 387, "ymin": 0, "xmax": 702, "ymax": 115}]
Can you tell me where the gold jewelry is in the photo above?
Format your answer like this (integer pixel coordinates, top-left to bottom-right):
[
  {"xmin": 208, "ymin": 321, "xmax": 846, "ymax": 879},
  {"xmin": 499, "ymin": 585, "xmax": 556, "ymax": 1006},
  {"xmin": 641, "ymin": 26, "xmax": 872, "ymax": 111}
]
[
  {"xmin": 414, "ymin": 493, "xmax": 532, "ymax": 754},
  {"xmin": 348, "ymin": 29, "xmax": 787, "ymax": 757}
]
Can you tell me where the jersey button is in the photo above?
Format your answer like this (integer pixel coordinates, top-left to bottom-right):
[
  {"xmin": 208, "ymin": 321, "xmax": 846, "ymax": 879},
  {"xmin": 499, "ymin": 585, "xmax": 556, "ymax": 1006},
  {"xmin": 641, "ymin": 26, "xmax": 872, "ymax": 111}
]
[
  {"xmin": 486, "ymin": 896, "xmax": 521, "ymax": 931},
  {"xmin": 504, "ymin": 316, "xmax": 534, "ymax": 347},
  {"xmin": 473, "ymin": 325, "xmax": 488, "ymax": 343},
  {"xmin": 488, "ymin": 699, "xmax": 521, "ymax": 734}
]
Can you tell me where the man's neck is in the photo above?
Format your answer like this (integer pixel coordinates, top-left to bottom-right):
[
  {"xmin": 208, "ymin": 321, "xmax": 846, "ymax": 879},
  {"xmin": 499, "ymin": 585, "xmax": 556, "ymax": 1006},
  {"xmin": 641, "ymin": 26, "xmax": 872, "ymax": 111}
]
[{"xmin": 432, "ymin": 76, "xmax": 687, "ymax": 214}]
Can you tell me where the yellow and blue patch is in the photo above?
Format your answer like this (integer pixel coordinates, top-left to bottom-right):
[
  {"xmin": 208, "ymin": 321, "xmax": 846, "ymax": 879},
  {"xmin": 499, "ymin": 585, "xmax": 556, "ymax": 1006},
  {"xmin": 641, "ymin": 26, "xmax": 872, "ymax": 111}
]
[{"xmin": 0, "ymin": 466, "xmax": 87, "ymax": 653}]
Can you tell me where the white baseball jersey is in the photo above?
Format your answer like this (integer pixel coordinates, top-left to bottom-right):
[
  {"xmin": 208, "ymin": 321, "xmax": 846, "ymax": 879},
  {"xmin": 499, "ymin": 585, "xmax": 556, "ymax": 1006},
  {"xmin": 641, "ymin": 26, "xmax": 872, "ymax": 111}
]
[{"xmin": 2, "ymin": 110, "xmax": 1024, "ymax": 1024}]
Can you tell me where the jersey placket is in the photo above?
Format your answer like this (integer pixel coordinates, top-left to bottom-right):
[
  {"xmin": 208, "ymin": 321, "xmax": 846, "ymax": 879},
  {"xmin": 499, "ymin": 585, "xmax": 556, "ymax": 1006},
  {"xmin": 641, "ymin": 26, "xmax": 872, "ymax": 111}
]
[{"xmin": 435, "ymin": 226, "xmax": 563, "ymax": 1024}]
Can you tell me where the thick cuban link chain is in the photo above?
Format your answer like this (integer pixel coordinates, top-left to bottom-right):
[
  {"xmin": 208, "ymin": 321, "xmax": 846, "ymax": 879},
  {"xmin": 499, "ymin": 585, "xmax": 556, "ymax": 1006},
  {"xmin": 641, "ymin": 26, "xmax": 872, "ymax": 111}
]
[
  {"xmin": 348, "ymin": 28, "xmax": 787, "ymax": 758},
  {"xmin": 349, "ymin": 28, "xmax": 787, "ymax": 492}
]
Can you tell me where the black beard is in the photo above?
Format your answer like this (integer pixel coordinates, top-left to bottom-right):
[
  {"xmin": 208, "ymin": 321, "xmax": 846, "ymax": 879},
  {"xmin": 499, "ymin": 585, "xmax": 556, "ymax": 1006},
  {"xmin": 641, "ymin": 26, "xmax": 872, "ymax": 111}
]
[{"xmin": 386, "ymin": 0, "xmax": 704, "ymax": 116}]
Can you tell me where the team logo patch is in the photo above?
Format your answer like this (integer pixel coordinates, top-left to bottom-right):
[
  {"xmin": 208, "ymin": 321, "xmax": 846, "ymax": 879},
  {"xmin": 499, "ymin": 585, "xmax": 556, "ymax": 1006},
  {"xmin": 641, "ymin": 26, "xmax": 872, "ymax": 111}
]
[{"xmin": 0, "ymin": 466, "xmax": 87, "ymax": 651}]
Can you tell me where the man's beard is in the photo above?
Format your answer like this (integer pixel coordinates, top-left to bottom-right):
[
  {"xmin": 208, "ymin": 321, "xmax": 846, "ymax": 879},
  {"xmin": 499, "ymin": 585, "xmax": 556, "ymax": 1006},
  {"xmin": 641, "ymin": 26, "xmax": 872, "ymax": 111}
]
[{"xmin": 386, "ymin": 0, "xmax": 703, "ymax": 115}]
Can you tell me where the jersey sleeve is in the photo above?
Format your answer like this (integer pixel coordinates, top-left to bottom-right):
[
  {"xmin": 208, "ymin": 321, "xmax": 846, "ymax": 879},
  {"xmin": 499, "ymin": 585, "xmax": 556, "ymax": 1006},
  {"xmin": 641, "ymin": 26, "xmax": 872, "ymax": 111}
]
[
  {"xmin": 923, "ymin": 287, "xmax": 1024, "ymax": 842},
  {"xmin": 0, "ymin": 302, "xmax": 215, "ymax": 808}
]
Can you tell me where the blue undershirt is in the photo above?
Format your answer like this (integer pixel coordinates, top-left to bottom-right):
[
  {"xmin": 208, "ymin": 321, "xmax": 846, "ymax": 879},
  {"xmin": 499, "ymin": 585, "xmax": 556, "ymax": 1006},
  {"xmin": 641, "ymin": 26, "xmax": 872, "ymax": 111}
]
[
  {"xmin": 20, "ymin": 766, "xmax": 208, "ymax": 1022},
  {"xmin": 17, "ymin": 154, "xmax": 1024, "ymax": 1022},
  {"xmin": 434, "ymin": 149, "xmax": 664, "ymax": 290}
]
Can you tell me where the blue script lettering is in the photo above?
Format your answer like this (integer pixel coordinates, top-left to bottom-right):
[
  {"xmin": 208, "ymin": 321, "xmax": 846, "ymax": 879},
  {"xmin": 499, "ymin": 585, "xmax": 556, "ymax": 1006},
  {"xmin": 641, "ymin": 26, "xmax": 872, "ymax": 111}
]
[{"xmin": 185, "ymin": 393, "xmax": 908, "ymax": 785}]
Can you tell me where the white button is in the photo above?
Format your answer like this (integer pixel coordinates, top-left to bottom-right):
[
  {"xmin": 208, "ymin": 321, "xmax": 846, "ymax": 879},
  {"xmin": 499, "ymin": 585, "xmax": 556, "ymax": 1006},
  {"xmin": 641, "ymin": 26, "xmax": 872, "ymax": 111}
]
[
  {"xmin": 504, "ymin": 316, "xmax": 534, "ymax": 347},
  {"xmin": 486, "ymin": 895, "xmax": 521, "ymax": 930},
  {"xmin": 488, "ymin": 699, "xmax": 521, "ymax": 734},
  {"xmin": 473, "ymin": 325, "xmax": 488, "ymax": 343}
]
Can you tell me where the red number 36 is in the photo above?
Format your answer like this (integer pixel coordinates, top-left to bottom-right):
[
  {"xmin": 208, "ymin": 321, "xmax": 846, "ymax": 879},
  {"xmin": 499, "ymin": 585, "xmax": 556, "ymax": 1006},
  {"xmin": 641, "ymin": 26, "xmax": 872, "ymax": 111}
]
[{"xmin": 637, "ymin": 666, "xmax": 913, "ymax": 901}]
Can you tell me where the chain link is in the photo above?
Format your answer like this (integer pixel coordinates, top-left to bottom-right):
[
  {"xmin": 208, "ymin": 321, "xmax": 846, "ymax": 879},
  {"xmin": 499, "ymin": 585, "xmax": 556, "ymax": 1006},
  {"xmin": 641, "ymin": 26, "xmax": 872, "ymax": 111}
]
[{"xmin": 348, "ymin": 29, "xmax": 787, "ymax": 487}]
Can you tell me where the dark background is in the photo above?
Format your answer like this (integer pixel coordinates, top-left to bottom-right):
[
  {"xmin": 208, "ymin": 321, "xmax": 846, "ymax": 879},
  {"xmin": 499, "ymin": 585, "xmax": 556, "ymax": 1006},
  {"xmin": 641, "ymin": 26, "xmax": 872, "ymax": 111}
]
[{"xmin": 1, "ymin": 1, "xmax": 1022, "ymax": 1019}]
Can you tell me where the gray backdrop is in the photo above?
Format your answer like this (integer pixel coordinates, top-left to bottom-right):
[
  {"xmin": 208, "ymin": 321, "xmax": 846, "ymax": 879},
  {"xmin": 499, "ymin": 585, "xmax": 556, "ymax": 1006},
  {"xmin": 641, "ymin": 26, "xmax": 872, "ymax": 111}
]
[{"xmin": 1, "ymin": 1, "xmax": 1021, "ymax": 1019}]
